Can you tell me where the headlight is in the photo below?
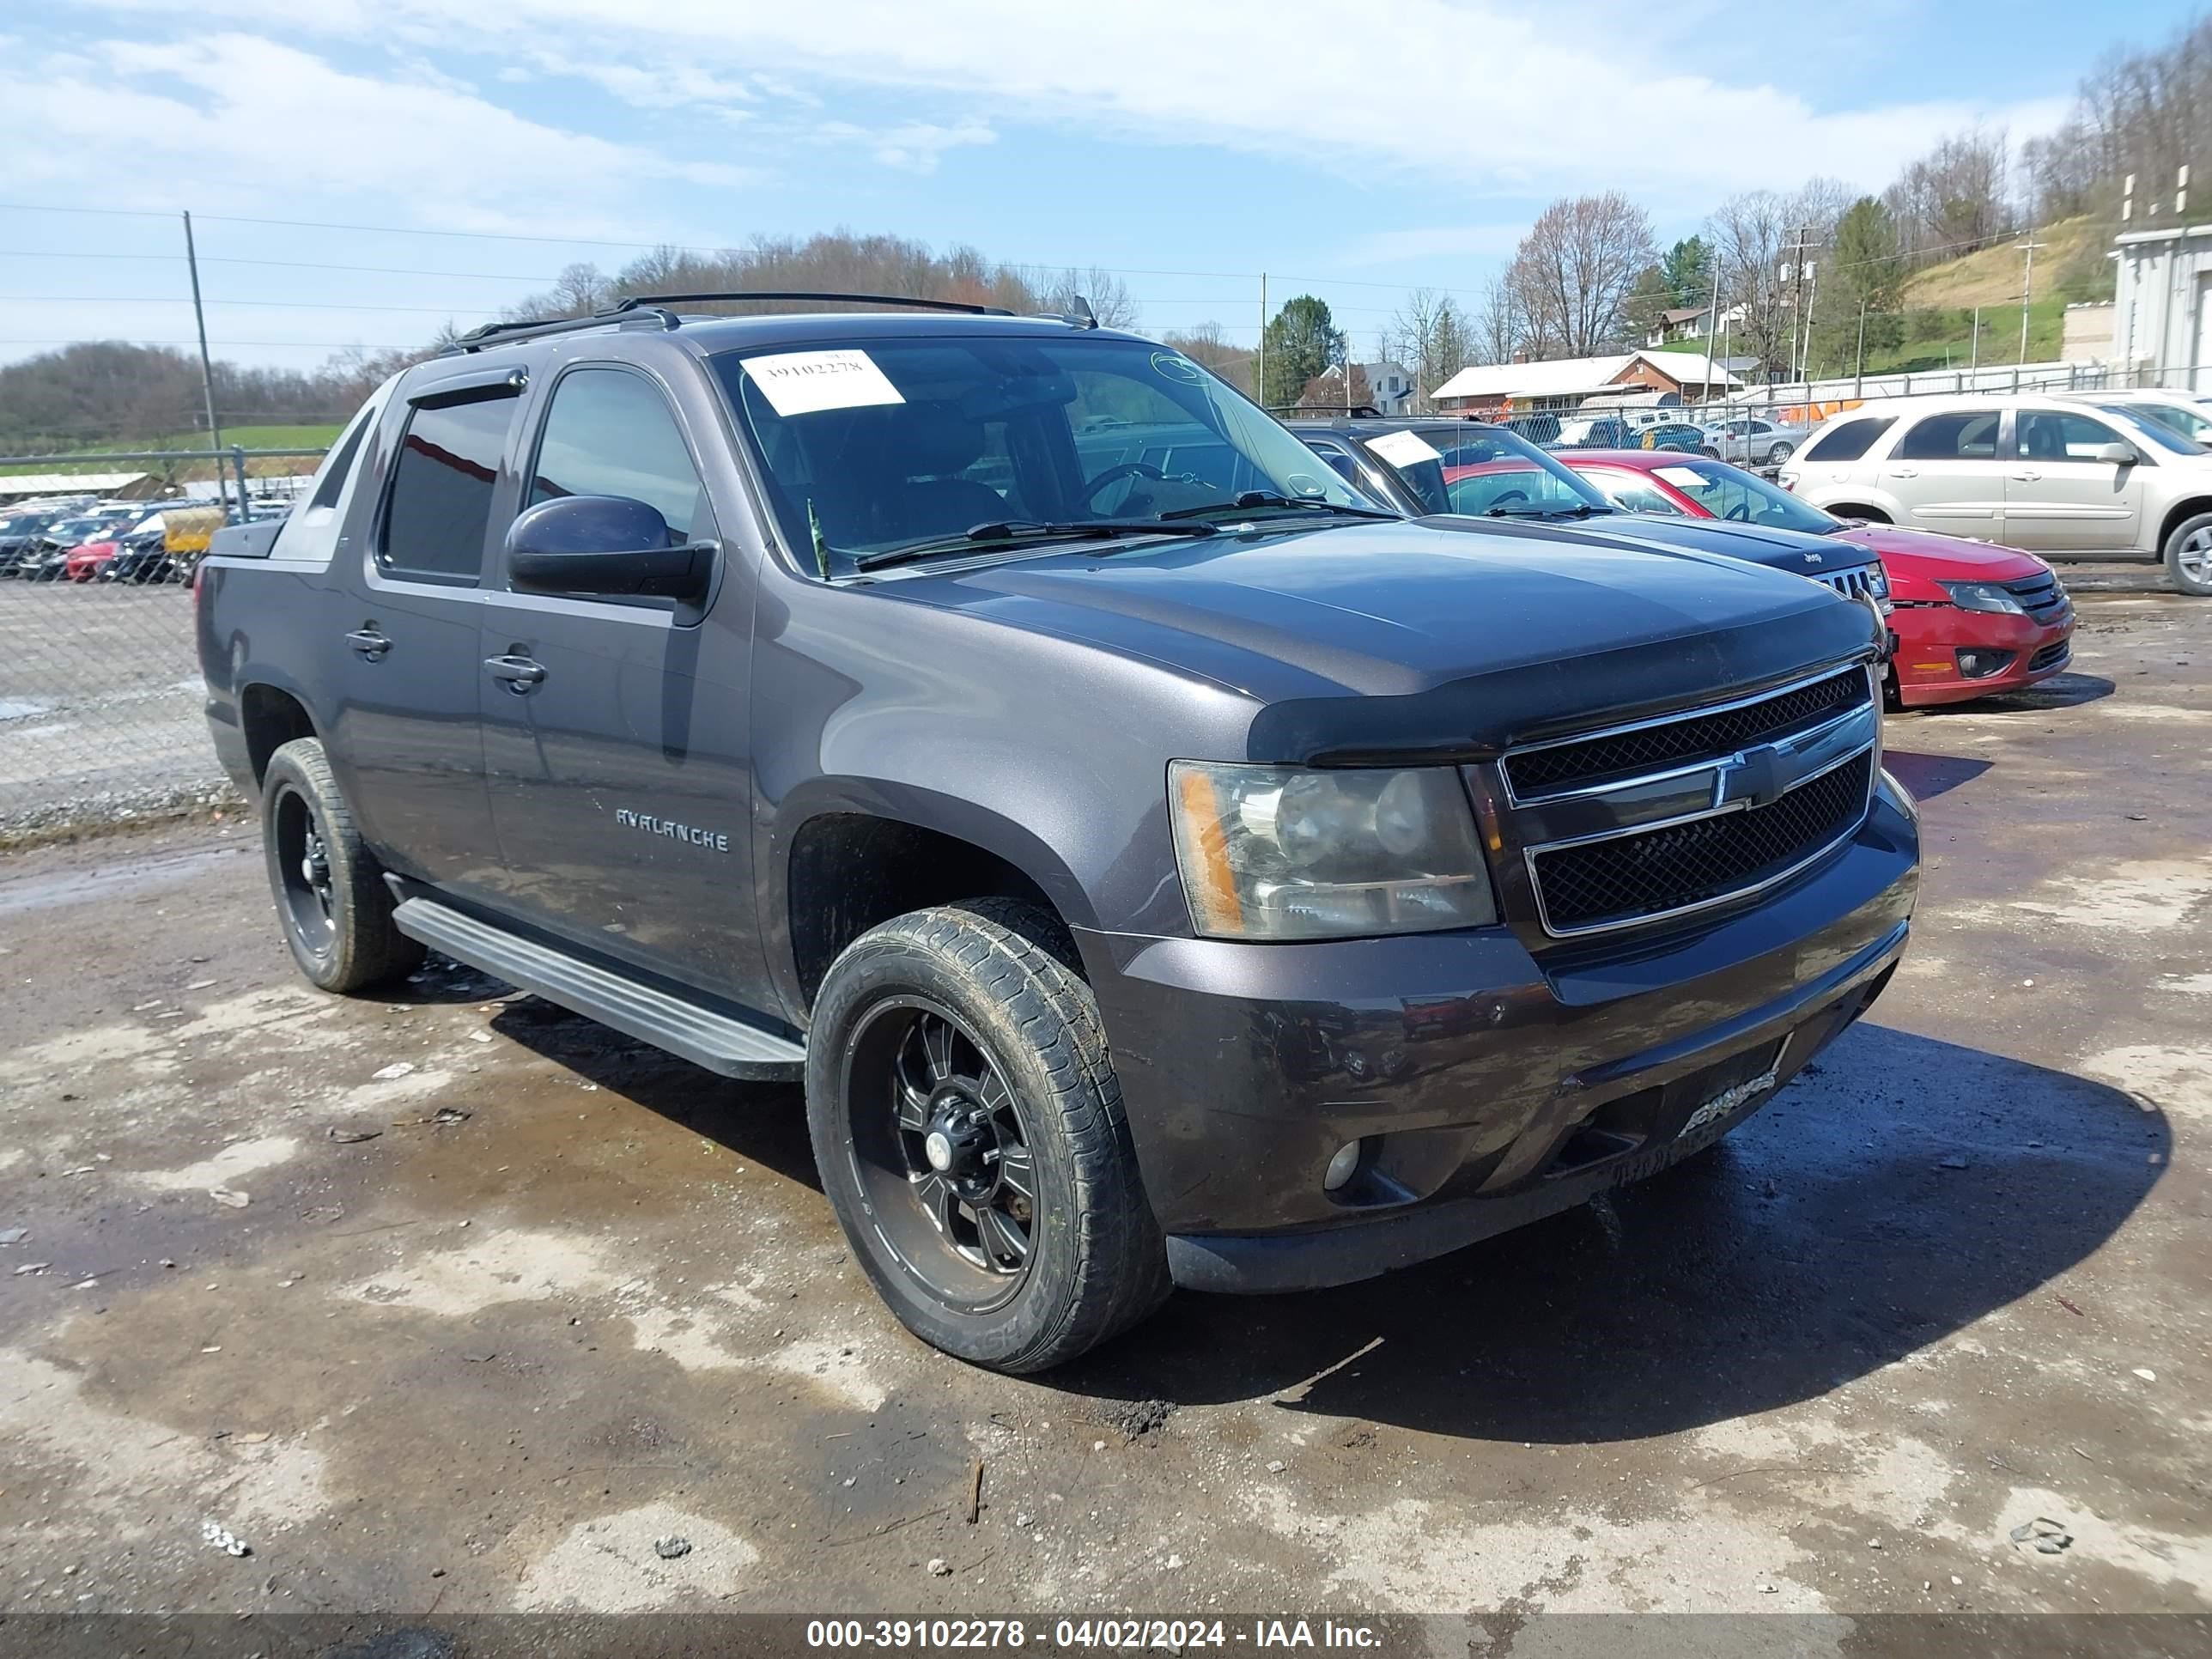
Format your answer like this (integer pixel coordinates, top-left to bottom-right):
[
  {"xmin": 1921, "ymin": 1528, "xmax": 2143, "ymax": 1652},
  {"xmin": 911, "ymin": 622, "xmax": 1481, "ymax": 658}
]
[
  {"xmin": 1941, "ymin": 580, "xmax": 2023, "ymax": 614},
  {"xmin": 1169, "ymin": 762, "xmax": 1497, "ymax": 940},
  {"xmin": 1862, "ymin": 562, "xmax": 1890, "ymax": 600}
]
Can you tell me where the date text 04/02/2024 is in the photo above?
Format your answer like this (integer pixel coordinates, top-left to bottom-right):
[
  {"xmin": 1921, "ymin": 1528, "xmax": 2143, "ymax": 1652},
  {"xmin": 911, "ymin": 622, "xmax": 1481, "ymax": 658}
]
[{"xmin": 803, "ymin": 1619, "xmax": 1383, "ymax": 1649}]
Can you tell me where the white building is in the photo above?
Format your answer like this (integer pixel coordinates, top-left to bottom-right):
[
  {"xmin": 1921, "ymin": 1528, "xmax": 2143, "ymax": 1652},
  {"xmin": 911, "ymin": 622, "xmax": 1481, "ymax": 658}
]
[{"xmin": 2112, "ymin": 223, "xmax": 2212, "ymax": 388}]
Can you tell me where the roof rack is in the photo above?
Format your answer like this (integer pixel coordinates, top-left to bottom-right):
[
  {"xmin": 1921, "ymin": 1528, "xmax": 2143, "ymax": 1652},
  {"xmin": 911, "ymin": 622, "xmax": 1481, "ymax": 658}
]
[
  {"xmin": 444, "ymin": 306, "xmax": 682, "ymax": 354},
  {"xmin": 606, "ymin": 291, "xmax": 1016, "ymax": 318}
]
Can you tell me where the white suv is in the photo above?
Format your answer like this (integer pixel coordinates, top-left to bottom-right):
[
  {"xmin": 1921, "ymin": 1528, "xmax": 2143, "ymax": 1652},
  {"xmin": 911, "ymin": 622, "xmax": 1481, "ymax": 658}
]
[{"xmin": 1781, "ymin": 394, "xmax": 2212, "ymax": 595}]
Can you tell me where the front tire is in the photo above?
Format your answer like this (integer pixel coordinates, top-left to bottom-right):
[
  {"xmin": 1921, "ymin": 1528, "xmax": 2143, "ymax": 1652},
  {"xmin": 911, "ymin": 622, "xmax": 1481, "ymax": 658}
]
[
  {"xmin": 1766, "ymin": 441, "xmax": 1795, "ymax": 465},
  {"xmin": 805, "ymin": 900, "xmax": 1170, "ymax": 1372},
  {"xmin": 2163, "ymin": 512, "xmax": 2212, "ymax": 597},
  {"xmin": 259, "ymin": 737, "xmax": 424, "ymax": 993}
]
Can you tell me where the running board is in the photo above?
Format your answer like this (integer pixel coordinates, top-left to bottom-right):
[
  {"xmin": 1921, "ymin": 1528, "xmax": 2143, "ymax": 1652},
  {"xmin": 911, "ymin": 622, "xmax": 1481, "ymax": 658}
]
[{"xmin": 391, "ymin": 896, "xmax": 805, "ymax": 1081}]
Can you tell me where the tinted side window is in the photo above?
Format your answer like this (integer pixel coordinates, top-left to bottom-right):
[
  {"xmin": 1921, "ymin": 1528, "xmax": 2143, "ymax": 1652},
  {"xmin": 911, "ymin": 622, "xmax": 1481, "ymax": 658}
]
[
  {"xmin": 310, "ymin": 404, "xmax": 374, "ymax": 512},
  {"xmin": 380, "ymin": 394, "xmax": 517, "ymax": 582},
  {"xmin": 1897, "ymin": 411, "xmax": 2000, "ymax": 461},
  {"xmin": 1803, "ymin": 416, "xmax": 1895, "ymax": 462},
  {"xmin": 527, "ymin": 368, "xmax": 714, "ymax": 541},
  {"xmin": 2015, "ymin": 409, "xmax": 2123, "ymax": 462}
]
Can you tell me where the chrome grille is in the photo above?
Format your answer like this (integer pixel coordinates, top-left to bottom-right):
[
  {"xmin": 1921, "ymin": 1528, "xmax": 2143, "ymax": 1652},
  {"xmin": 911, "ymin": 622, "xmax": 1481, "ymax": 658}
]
[
  {"xmin": 1504, "ymin": 667, "xmax": 1866, "ymax": 800},
  {"xmin": 1499, "ymin": 664, "xmax": 1879, "ymax": 939},
  {"xmin": 1531, "ymin": 755, "xmax": 1873, "ymax": 935},
  {"xmin": 1814, "ymin": 565, "xmax": 1882, "ymax": 602}
]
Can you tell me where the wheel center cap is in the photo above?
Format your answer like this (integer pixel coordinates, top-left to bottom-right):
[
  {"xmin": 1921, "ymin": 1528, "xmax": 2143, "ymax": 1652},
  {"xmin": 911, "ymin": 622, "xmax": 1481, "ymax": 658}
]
[{"xmin": 923, "ymin": 1130, "xmax": 954, "ymax": 1172}]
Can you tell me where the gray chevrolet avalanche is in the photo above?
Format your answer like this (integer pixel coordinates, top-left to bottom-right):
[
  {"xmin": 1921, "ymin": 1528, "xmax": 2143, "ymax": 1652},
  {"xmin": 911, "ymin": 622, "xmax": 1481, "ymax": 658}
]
[{"xmin": 197, "ymin": 295, "xmax": 1919, "ymax": 1370}]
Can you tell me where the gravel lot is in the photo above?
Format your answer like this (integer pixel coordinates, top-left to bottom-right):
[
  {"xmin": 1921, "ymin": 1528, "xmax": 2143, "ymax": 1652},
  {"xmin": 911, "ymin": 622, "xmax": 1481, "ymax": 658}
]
[
  {"xmin": 0, "ymin": 565, "xmax": 2205, "ymax": 1647},
  {"xmin": 0, "ymin": 580, "xmax": 229, "ymax": 842}
]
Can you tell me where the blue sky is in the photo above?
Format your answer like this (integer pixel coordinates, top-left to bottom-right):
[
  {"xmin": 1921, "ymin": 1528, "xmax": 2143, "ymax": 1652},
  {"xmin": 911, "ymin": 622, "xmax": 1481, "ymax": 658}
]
[{"xmin": 0, "ymin": 0, "xmax": 2192, "ymax": 381}]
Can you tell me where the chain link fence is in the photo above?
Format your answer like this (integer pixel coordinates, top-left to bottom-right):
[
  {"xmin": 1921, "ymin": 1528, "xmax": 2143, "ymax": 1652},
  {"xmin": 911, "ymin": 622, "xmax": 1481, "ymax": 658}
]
[{"xmin": 0, "ymin": 447, "xmax": 323, "ymax": 842}]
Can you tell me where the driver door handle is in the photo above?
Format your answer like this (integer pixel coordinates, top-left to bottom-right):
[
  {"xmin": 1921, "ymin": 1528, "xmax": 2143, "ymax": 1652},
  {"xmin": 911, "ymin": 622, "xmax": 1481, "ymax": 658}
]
[
  {"xmin": 2010, "ymin": 469, "xmax": 2042, "ymax": 481},
  {"xmin": 483, "ymin": 653, "xmax": 546, "ymax": 692},
  {"xmin": 344, "ymin": 627, "xmax": 392, "ymax": 660},
  {"xmin": 1884, "ymin": 465, "xmax": 1918, "ymax": 478}
]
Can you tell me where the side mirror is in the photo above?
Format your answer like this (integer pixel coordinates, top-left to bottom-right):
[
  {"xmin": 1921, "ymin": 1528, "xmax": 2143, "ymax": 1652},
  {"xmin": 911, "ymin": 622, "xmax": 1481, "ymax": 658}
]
[
  {"xmin": 2095, "ymin": 441, "xmax": 2139, "ymax": 466},
  {"xmin": 505, "ymin": 495, "xmax": 713, "ymax": 601}
]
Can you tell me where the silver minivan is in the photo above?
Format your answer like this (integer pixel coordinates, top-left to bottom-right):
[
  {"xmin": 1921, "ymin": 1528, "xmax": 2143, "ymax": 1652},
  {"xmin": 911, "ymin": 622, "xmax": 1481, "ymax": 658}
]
[{"xmin": 1781, "ymin": 394, "xmax": 2212, "ymax": 596}]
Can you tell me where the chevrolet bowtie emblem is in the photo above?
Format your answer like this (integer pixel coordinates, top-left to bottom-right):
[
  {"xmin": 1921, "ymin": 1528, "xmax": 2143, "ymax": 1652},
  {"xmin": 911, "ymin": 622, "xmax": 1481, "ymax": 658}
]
[{"xmin": 1715, "ymin": 746, "xmax": 1789, "ymax": 810}]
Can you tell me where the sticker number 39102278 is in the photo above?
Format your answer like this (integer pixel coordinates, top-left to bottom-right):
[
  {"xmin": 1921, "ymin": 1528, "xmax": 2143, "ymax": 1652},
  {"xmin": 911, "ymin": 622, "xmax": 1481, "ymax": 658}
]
[{"xmin": 741, "ymin": 349, "xmax": 907, "ymax": 417}]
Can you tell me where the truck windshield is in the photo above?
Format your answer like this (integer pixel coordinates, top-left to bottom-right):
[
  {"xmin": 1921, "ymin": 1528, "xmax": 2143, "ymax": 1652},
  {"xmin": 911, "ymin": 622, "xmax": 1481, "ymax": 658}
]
[{"xmin": 709, "ymin": 335, "xmax": 1376, "ymax": 570}]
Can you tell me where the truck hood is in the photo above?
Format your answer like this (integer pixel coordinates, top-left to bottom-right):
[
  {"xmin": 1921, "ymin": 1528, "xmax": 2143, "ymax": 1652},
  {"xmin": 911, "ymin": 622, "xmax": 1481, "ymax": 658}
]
[
  {"xmin": 886, "ymin": 518, "xmax": 1881, "ymax": 762},
  {"xmin": 1559, "ymin": 513, "xmax": 1881, "ymax": 574}
]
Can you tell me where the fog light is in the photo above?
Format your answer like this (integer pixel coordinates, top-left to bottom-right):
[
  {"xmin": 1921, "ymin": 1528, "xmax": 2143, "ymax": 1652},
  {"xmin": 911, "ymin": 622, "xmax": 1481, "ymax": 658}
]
[
  {"xmin": 1955, "ymin": 648, "xmax": 2015, "ymax": 679},
  {"xmin": 1323, "ymin": 1140, "xmax": 1364, "ymax": 1191}
]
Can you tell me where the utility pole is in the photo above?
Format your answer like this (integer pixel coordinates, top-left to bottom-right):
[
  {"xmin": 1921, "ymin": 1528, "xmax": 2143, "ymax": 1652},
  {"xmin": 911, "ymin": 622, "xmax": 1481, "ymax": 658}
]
[
  {"xmin": 1970, "ymin": 306, "xmax": 1980, "ymax": 374},
  {"xmin": 2015, "ymin": 233, "xmax": 2047, "ymax": 365},
  {"xmin": 1700, "ymin": 252, "xmax": 1722, "ymax": 420},
  {"xmin": 1256, "ymin": 273, "xmax": 1267, "ymax": 410},
  {"xmin": 182, "ymin": 210, "xmax": 228, "ymax": 519},
  {"xmin": 1854, "ymin": 297, "xmax": 1868, "ymax": 399}
]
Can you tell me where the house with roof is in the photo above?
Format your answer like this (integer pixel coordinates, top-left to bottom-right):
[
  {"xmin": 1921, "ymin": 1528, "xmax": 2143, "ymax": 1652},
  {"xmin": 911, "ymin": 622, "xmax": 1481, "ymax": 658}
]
[{"xmin": 1428, "ymin": 351, "xmax": 1741, "ymax": 418}]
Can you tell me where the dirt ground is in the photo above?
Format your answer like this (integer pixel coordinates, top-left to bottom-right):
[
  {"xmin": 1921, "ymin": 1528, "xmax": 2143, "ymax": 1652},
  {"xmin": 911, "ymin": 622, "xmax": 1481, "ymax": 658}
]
[{"xmin": 1, "ymin": 564, "xmax": 2207, "ymax": 1649}]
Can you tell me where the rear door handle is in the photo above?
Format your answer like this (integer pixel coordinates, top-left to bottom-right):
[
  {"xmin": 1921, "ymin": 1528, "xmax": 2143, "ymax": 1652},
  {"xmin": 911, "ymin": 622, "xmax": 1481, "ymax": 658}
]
[
  {"xmin": 1885, "ymin": 466, "xmax": 1918, "ymax": 479},
  {"xmin": 344, "ymin": 627, "xmax": 392, "ymax": 660},
  {"xmin": 484, "ymin": 653, "xmax": 546, "ymax": 692},
  {"xmin": 2010, "ymin": 469, "xmax": 2041, "ymax": 481}
]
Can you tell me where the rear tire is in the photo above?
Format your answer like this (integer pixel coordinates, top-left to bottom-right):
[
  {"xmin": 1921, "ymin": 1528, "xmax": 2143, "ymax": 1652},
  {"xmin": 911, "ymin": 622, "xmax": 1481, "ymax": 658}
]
[
  {"xmin": 1766, "ymin": 441, "xmax": 1795, "ymax": 465},
  {"xmin": 259, "ymin": 737, "xmax": 424, "ymax": 994},
  {"xmin": 2162, "ymin": 512, "xmax": 2212, "ymax": 597},
  {"xmin": 805, "ymin": 899, "xmax": 1170, "ymax": 1372}
]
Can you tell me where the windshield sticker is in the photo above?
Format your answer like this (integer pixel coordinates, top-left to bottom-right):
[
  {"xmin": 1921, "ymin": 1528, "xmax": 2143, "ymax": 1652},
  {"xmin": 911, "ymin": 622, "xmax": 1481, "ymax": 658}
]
[
  {"xmin": 1366, "ymin": 429, "xmax": 1443, "ymax": 468},
  {"xmin": 1151, "ymin": 352, "xmax": 1202, "ymax": 384},
  {"xmin": 1655, "ymin": 465, "xmax": 1709, "ymax": 489},
  {"xmin": 742, "ymin": 349, "xmax": 905, "ymax": 417}
]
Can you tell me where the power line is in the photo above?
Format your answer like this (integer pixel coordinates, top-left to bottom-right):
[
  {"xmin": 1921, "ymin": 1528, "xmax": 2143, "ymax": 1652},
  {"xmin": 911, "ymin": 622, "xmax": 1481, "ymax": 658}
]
[{"xmin": 0, "ymin": 295, "xmax": 501, "ymax": 315}]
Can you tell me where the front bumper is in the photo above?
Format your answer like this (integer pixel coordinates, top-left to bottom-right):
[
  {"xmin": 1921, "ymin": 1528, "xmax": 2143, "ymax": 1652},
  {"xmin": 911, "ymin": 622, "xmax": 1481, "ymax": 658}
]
[
  {"xmin": 1079, "ymin": 781, "xmax": 1917, "ymax": 1292},
  {"xmin": 1890, "ymin": 603, "xmax": 2075, "ymax": 707}
]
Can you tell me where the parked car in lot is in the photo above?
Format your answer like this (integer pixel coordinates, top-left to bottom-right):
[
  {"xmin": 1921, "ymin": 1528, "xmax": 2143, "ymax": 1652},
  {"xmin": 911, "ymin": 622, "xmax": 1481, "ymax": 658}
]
[
  {"xmin": 9, "ymin": 509, "xmax": 137, "ymax": 580},
  {"xmin": 1782, "ymin": 393, "xmax": 2212, "ymax": 595},
  {"xmin": 1703, "ymin": 415, "xmax": 1808, "ymax": 467},
  {"xmin": 0, "ymin": 508, "xmax": 68, "ymax": 576},
  {"xmin": 1285, "ymin": 417, "xmax": 1891, "ymax": 607},
  {"xmin": 2057, "ymin": 390, "xmax": 2212, "ymax": 452},
  {"xmin": 200, "ymin": 296, "xmax": 1916, "ymax": 1370},
  {"xmin": 1562, "ymin": 450, "xmax": 2075, "ymax": 707}
]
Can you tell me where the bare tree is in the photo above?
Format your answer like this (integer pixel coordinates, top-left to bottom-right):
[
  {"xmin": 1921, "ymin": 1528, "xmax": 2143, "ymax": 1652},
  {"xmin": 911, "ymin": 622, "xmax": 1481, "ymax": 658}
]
[
  {"xmin": 1470, "ymin": 272, "xmax": 1526, "ymax": 367},
  {"xmin": 1881, "ymin": 129, "xmax": 2013, "ymax": 264},
  {"xmin": 1705, "ymin": 190, "xmax": 1803, "ymax": 375},
  {"xmin": 1504, "ymin": 193, "xmax": 1658, "ymax": 358},
  {"xmin": 1042, "ymin": 267, "xmax": 1139, "ymax": 328},
  {"xmin": 1382, "ymin": 288, "xmax": 1473, "ymax": 410}
]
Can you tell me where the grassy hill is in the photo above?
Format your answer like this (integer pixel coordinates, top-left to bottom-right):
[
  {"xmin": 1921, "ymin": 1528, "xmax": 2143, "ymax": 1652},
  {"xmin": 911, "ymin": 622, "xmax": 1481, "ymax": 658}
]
[{"xmin": 1650, "ymin": 216, "xmax": 2112, "ymax": 380}]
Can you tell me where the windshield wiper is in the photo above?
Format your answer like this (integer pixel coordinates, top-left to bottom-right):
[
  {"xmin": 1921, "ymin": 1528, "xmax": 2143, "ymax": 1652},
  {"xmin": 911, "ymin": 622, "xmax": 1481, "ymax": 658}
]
[
  {"xmin": 852, "ymin": 518, "xmax": 1217, "ymax": 572},
  {"xmin": 1158, "ymin": 491, "xmax": 1399, "ymax": 522},
  {"xmin": 1485, "ymin": 502, "xmax": 1614, "ymax": 520}
]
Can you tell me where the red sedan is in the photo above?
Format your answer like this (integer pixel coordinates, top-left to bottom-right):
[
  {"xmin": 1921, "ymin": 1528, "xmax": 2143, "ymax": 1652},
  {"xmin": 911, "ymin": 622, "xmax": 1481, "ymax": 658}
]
[
  {"xmin": 1561, "ymin": 450, "xmax": 2075, "ymax": 708},
  {"xmin": 64, "ymin": 539, "xmax": 121, "ymax": 582}
]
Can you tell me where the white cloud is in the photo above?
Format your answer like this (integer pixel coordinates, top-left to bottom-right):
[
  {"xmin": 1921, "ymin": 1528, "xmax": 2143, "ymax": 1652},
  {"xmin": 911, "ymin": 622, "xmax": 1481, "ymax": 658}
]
[
  {"xmin": 0, "ymin": 33, "xmax": 753, "ymax": 231},
  {"xmin": 64, "ymin": 1, "xmax": 2066, "ymax": 204},
  {"xmin": 817, "ymin": 118, "xmax": 997, "ymax": 173}
]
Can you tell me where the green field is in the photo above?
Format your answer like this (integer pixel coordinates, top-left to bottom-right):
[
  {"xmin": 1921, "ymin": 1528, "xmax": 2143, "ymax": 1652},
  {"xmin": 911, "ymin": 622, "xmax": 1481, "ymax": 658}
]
[
  {"xmin": 1652, "ymin": 296, "xmax": 2068, "ymax": 380},
  {"xmin": 1, "ymin": 424, "xmax": 343, "ymax": 481}
]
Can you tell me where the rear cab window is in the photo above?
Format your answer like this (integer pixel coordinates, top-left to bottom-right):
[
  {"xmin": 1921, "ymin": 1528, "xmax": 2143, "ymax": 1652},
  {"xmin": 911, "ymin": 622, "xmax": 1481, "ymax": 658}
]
[
  {"xmin": 266, "ymin": 393, "xmax": 383, "ymax": 564},
  {"xmin": 378, "ymin": 388, "xmax": 522, "ymax": 585}
]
